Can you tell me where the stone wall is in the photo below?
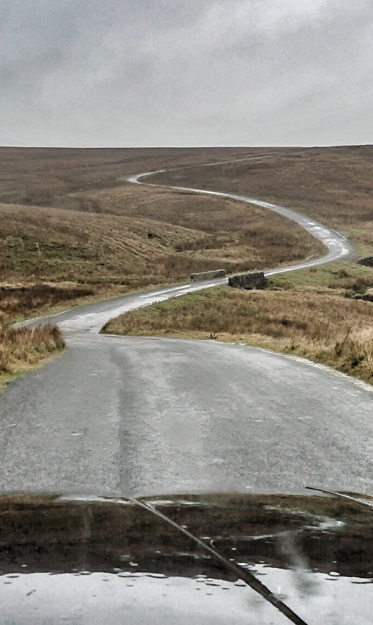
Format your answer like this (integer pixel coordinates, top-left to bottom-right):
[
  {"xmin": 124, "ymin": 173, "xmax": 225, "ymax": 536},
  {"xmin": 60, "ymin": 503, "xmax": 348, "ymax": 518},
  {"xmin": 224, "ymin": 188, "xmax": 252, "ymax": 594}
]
[
  {"xmin": 190, "ymin": 269, "xmax": 226, "ymax": 281},
  {"xmin": 228, "ymin": 272, "xmax": 267, "ymax": 290}
]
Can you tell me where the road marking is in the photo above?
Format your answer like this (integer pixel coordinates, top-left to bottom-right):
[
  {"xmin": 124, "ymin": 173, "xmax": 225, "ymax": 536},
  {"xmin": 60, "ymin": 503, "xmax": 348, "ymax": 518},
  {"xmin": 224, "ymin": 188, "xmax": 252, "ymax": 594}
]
[{"xmin": 139, "ymin": 285, "xmax": 191, "ymax": 298}]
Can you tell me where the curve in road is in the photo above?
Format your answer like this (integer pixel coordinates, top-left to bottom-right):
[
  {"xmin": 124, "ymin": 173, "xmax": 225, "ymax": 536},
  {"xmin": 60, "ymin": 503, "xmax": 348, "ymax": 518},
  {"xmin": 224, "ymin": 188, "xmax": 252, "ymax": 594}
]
[
  {"xmin": 127, "ymin": 155, "xmax": 355, "ymax": 275},
  {"xmin": 29, "ymin": 155, "xmax": 355, "ymax": 335},
  {"xmin": 1, "ymin": 157, "xmax": 371, "ymax": 498}
]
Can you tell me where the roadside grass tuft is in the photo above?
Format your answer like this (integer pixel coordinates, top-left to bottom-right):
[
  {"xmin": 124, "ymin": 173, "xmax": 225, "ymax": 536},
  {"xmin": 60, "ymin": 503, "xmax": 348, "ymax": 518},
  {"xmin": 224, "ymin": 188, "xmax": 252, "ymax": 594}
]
[{"xmin": 0, "ymin": 315, "xmax": 65, "ymax": 385}]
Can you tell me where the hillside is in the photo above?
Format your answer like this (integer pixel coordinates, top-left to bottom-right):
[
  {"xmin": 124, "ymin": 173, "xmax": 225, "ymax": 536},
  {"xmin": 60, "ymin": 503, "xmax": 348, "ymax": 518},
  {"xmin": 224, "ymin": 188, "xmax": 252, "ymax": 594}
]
[
  {"xmin": 0, "ymin": 146, "xmax": 326, "ymax": 317},
  {"xmin": 0, "ymin": 146, "xmax": 372, "ymax": 385}
]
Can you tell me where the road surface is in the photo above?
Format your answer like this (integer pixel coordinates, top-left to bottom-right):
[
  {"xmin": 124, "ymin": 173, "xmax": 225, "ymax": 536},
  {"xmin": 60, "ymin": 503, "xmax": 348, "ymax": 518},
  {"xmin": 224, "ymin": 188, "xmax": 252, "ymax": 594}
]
[{"xmin": 0, "ymin": 159, "xmax": 371, "ymax": 497}]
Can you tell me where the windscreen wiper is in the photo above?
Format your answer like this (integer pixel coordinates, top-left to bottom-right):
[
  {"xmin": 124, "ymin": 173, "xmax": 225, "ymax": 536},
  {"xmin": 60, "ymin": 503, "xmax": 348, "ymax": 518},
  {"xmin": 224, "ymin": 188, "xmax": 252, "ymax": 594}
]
[
  {"xmin": 126, "ymin": 496, "xmax": 309, "ymax": 625},
  {"xmin": 306, "ymin": 486, "xmax": 373, "ymax": 511}
]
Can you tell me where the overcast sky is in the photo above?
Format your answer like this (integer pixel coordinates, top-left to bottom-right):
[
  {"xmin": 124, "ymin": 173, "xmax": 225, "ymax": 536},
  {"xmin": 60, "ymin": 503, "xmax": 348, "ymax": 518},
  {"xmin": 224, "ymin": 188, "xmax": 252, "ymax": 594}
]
[{"xmin": 1, "ymin": 0, "xmax": 372, "ymax": 147}]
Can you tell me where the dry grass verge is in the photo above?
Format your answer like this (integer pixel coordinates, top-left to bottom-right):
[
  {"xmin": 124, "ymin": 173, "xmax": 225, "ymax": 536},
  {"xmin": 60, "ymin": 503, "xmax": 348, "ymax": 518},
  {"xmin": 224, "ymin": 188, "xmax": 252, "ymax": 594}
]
[
  {"xmin": 0, "ymin": 315, "xmax": 65, "ymax": 387},
  {"xmin": 268, "ymin": 261, "xmax": 373, "ymax": 295},
  {"xmin": 0, "ymin": 284, "xmax": 96, "ymax": 320},
  {"xmin": 103, "ymin": 272, "xmax": 373, "ymax": 384}
]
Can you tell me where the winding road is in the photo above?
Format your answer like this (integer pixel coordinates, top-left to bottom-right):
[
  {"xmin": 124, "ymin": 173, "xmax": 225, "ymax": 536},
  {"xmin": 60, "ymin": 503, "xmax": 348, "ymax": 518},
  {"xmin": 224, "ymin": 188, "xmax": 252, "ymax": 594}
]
[{"xmin": 0, "ymin": 158, "xmax": 372, "ymax": 497}]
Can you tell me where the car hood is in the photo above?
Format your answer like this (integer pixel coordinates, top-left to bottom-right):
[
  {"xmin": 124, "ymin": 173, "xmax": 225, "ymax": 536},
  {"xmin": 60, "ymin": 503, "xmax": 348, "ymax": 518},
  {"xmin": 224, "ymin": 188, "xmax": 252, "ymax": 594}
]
[{"xmin": 0, "ymin": 492, "xmax": 372, "ymax": 625}]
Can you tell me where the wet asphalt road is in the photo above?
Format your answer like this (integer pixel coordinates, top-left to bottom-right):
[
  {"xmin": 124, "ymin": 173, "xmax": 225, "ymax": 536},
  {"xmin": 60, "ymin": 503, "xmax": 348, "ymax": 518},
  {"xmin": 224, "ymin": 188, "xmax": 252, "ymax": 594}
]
[
  {"xmin": 1, "ymin": 334, "xmax": 372, "ymax": 496},
  {"xmin": 0, "ymin": 161, "xmax": 372, "ymax": 497}
]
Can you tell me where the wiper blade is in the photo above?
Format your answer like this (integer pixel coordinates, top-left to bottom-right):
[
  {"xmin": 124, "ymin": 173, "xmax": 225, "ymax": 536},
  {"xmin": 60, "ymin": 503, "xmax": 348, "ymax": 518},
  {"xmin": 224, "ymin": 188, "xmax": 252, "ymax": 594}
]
[
  {"xmin": 306, "ymin": 486, "xmax": 373, "ymax": 511},
  {"xmin": 127, "ymin": 496, "xmax": 309, "ymax": 625}
]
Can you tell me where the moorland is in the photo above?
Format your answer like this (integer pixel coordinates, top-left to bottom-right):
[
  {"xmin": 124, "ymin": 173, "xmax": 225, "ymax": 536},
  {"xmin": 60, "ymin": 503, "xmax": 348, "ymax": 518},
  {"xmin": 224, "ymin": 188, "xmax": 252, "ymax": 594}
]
[{"xmin": 0, "ymin": 146, "xmax": 372, "ymax": 383}]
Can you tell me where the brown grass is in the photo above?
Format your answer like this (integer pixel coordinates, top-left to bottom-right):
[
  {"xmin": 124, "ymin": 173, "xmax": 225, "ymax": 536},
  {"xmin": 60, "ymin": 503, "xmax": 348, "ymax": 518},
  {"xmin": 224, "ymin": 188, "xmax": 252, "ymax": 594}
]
[
  {"xmin": 267, "ymin": 261, "xmax": 373, "ymax": 294},
  {"xmin": 0, "ymin": 145, "xmax": 371, "ymax": 351},
  {"xmin": 2, "ymin": 146, "xmax": 369, "ymax": 300},
  {"xmin": 0, "ymin": 315, "xmax": 65, "ymax": 382},
  {"xmin": 0, "ymin": 186, "xmax": 322, "ymax": 319},
  {"xmin": 0, "ymin": 202, "xmax": 212, "ymax": 286},
  {"xmin": 0, "ymin": 284, "xmax": 96, "ymax": 319},
  {"xmin": 0, "ymin": 146, "xmax": 257, "ymax": 207},
  {"xmin": 103, "ymin": 277, "xmax": 373, "ymax": 384},
  {"xmin": 70, "ymin": 183, "xmax": 324, "ymax": 266},
  {"xmin": 151, "ymin": 145, "xmax": 373, "ymax": 254}
]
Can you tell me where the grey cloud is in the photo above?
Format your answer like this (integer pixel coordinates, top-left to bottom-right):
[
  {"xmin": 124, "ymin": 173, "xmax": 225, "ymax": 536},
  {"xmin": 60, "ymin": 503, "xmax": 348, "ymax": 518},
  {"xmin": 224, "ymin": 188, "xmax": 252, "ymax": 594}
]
[{"xmin": 0, "ymin": 0, "xmax": 372, "ymax": 146}]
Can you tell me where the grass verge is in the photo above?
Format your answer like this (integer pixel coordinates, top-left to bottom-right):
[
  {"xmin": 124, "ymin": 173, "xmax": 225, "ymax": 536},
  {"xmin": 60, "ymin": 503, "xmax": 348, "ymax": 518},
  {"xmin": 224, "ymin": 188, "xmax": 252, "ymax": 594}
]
[
  {"xmin": 103, "ymin": 263, "xmax": 373, "ymax": 385},
  {"xmin": 0, "ymin": 316, "xmax": 65, "ymax": 389}
]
